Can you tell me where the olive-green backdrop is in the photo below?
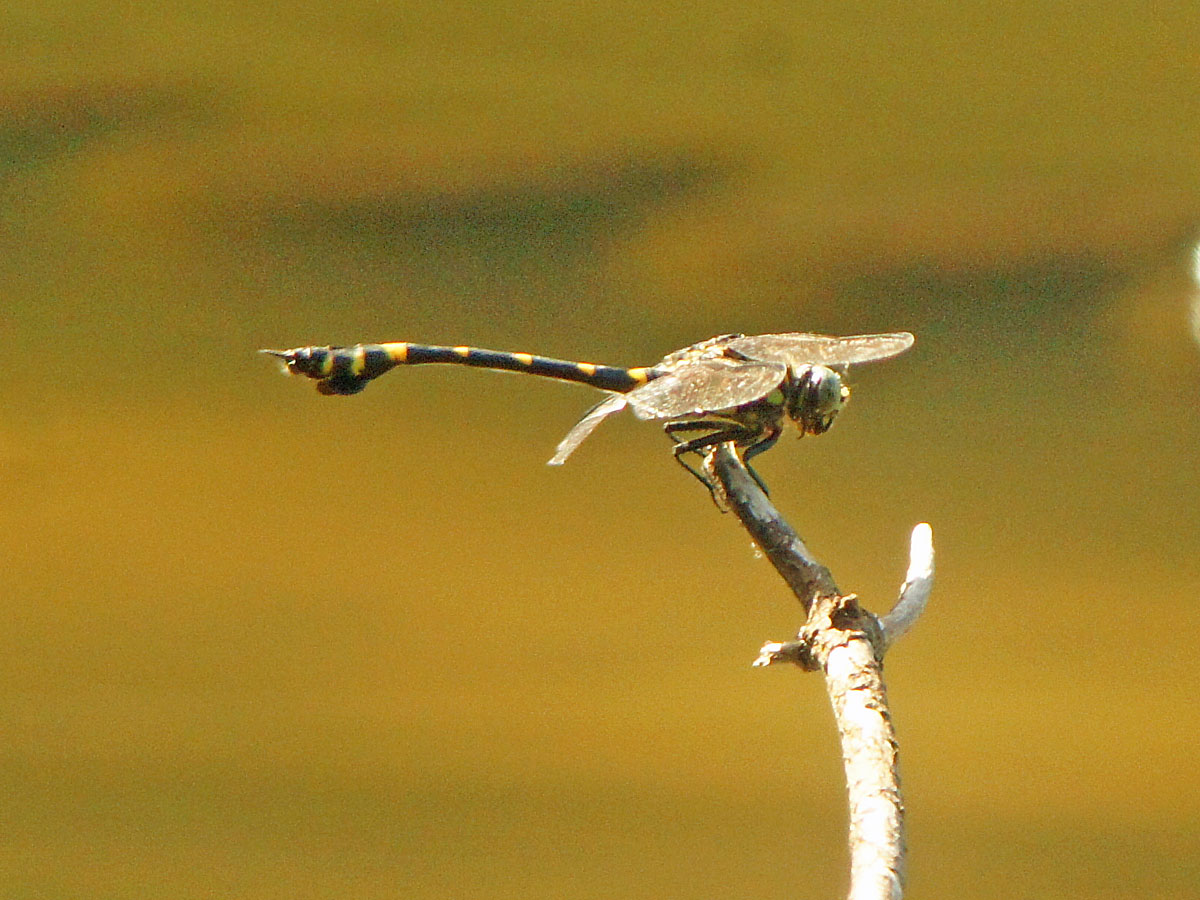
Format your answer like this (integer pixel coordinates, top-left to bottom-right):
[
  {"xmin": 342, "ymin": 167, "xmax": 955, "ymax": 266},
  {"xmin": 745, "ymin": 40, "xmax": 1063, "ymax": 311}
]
[{"xmin": 4, "ymin": 3, "xmax": 1199, "ymax": 898}]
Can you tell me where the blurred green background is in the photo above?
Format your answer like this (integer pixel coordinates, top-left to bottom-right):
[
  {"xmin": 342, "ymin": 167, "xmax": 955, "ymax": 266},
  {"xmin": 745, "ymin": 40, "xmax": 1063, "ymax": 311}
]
[{"xmin": 4, "ymin": 3, "xmax": 1200, "ymax": 898}]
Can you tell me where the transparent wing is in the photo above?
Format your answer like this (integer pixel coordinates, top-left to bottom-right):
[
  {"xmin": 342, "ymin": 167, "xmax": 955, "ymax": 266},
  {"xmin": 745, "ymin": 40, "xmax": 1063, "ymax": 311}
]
[
  {"xmin": 725, "ymin": 332, "xmax": 914, "ymax": 367},
  {"xmin": 548, "ymin": 393, "xmax": 628, "ymax": 465},
  {"xmin": 624, "ymin": 359, "xmax": 787, "ymax": 420}
]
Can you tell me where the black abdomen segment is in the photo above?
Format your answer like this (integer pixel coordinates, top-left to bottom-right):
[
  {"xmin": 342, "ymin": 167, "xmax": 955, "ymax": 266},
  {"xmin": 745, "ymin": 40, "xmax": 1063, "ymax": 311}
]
[{"xmin": 266, "ymin": 342, "xmax": 657, "ymax": 395}]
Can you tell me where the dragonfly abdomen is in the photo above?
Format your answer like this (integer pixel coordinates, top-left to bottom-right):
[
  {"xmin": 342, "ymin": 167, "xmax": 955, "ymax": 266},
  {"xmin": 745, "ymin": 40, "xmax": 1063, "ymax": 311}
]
[{"xmin": 263, "ymin": 342, "xmax": 657, "ymax": 395}]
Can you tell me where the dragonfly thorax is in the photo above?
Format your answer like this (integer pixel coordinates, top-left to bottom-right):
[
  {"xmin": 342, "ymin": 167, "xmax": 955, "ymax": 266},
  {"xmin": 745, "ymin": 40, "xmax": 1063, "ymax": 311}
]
[{"xmin": 784, "ymin": 364, "xmax": 850, "ymax": 435}]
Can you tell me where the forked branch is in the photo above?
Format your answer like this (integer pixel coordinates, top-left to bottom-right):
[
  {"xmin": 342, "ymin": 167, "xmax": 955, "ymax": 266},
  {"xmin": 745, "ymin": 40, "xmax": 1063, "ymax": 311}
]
[{"xmin": 706, "ymin": 444, "xmax": 934, "ymax": 900}]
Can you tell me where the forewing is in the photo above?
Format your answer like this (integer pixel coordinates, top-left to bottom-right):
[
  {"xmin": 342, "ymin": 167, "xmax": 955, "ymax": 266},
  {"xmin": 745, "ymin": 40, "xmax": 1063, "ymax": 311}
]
[
  {"xmin": 624, "ymin": 360, "xmax": 786, "ymax": 420},
  {"xmin": 548, "ymin": 393, "xmax": 628, "ymax": 465},
  {"xmin": 726, "ymin": 332, "xmax": 914, "ymax": 367}
]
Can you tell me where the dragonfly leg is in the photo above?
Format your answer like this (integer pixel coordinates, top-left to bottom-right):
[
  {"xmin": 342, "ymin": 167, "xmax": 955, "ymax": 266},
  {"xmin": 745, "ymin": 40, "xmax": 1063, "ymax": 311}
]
[
  {"xmin": 740, "ymin": 427, "xmax": 782, "ymax": 493},
  {"xmin": 663, "ymin": 418, "xmax": 744, "ymax": 445},
  {"xmin": 664, "ymin": 419, "xmax": 761, "ymax": 495}
]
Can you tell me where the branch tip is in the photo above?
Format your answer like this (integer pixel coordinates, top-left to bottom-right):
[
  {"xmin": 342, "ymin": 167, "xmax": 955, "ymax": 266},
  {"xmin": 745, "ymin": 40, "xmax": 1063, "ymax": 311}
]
[
  {"xmin": 879, "ymin": 523, "xmax": 936, "ymax": 648},
  {"xmin": 905, "ymin": 523, "xmax": 934, "ymax": 585}
]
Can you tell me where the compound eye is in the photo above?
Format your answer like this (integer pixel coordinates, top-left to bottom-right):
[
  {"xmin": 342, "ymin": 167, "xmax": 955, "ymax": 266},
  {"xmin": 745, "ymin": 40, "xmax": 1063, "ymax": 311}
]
[
  {"xmin": 789, "ymin": 365, "xmax": 848, "ymax": 434},
  {"xmin": 808, "ymin": 366, "xmax": 846, "ymax": 413}
]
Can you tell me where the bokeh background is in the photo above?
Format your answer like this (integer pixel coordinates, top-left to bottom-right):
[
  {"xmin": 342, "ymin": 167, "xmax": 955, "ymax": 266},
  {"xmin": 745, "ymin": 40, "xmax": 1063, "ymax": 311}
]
[{"xmin": 5, "ymin": 4, "xmax": 1200, "ymax": 898}]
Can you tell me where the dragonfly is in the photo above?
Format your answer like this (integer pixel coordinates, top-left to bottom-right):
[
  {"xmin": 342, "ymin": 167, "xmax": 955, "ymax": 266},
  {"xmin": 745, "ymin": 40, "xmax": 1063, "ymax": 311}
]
[{"xmin": 261, "ymin": 331, "xmax": 914, "ymax": 490}]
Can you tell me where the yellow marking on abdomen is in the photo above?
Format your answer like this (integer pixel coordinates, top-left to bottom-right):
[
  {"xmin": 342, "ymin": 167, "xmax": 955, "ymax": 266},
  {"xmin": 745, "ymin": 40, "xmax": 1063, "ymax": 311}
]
[
  {"xmin": 627, "ymin": 367, "xmax": 650, "ymax": 384},
  {"xmin": 350, "ymin": 346, "xmax": 367, "ymax": 375},
  {"xmin": 576, "ymin": 362, "xmax": 597, "ymax": 376},
  {"xmin": 319, "ymin": 353, "xmax": 335, "ymax": 375},
  {"xmin": 382, "ymin": 342, "xmax": 409, "ymax": 362},
  {"xmin": 453, "ymin": 346, "xmax": 471, "ymax": 357},
  {"xmin": 513, "ymin": 353, "xmax": 534, "ymax": 366}
]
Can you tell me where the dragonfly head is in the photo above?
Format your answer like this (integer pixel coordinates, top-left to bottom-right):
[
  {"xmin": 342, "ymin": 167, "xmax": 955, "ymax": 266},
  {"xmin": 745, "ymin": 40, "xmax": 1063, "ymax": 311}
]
[{"xmin": 787, "ymin": 365, "xmax": 850, "ymax": 435}]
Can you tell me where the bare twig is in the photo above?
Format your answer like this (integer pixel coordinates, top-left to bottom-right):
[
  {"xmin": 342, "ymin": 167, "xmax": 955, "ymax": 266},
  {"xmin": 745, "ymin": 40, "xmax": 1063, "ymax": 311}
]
[
  {"xmin": 707, "ymin": 444, "xmax": 934, "ymax": 900},
  {"xmin": 880, "ymin": 523, "xmax": 934, "ymax": 650},
  {"xmin": 706, "ymin": 444, "xmax": 839, "ymax": 607}
]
